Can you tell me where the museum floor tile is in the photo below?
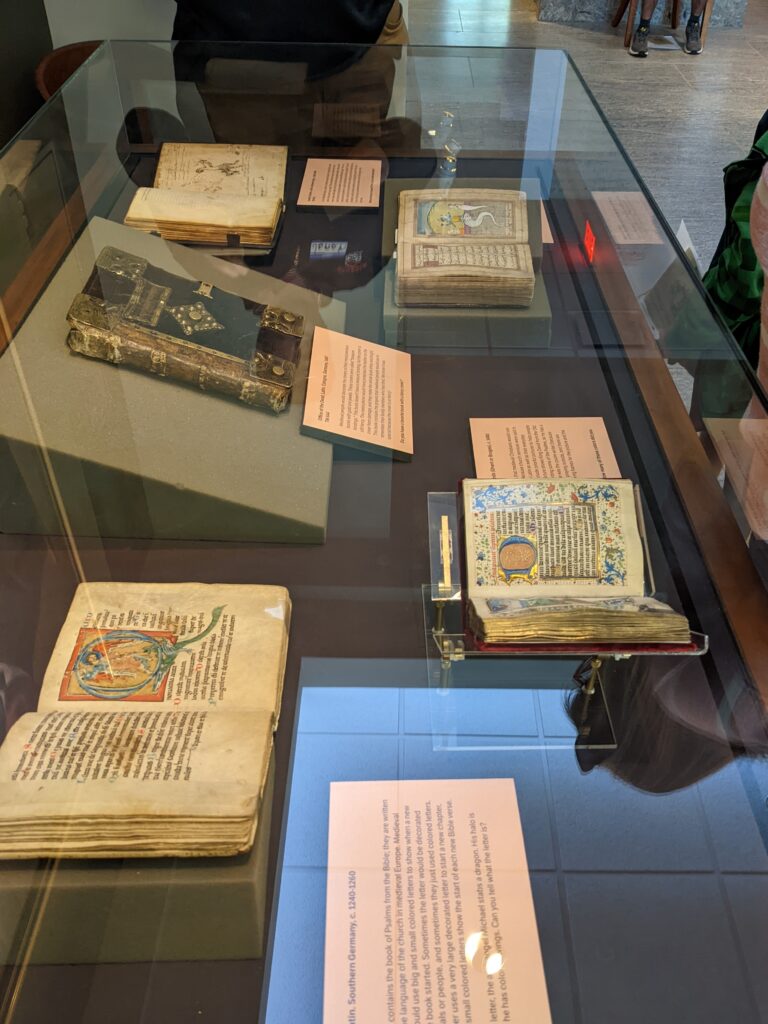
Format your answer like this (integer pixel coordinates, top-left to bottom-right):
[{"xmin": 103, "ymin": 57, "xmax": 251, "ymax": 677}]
[{"xmin": 405, "ymin": 0, "xmax": 768, "ymax": 264}]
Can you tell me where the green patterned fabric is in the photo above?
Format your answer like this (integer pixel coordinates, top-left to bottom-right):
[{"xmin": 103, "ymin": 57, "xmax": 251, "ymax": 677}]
[{"xmin": 703, "ymin": 130, "xmax": 768, "ymax": 369}]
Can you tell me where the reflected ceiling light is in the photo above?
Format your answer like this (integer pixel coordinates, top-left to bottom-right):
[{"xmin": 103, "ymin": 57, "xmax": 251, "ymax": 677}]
[
  {"xmin": 464, "ymin": 931, "xmax": 483, "ymax": 963},
  {"xmin": 485, "ymin": 953, "xmax": 504, "ymax": 976}
]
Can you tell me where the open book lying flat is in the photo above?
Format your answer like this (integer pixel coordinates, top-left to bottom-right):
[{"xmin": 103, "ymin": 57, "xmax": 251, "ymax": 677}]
[
  {"xmin": 462, "ymin": 478, "xmax": 690, "ymax": 644},
  {"xmin": 124, "ymin": 143, "xmax": 287, "ymax": 248},
  {"xmin": 395, "ymin": 188, "xmax": 535, "ymax": 307},
  {"xmin": 0, "ymin": 582, "xmax": 290, "ymax": 859}
]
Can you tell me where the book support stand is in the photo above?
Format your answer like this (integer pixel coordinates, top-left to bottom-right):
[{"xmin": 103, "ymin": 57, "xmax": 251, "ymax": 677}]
[{"xmin": 424, "ymin": 492, "xmax": 708, "ymax": 749}]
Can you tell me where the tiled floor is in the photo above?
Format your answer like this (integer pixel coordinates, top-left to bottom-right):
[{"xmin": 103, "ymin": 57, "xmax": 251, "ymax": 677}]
[{"xmin": 404, "ymin": 0, "xmax": 768, "ymax": 263}]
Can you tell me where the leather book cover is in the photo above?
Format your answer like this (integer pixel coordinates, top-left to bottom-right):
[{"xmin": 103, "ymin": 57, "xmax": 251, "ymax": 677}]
[{"xmin": 66, "ymin": 247, "xmax": 304, "ymax": 413}]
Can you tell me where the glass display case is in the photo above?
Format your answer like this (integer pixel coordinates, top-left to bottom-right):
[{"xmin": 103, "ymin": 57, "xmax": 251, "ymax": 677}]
[{"xmin": 1, "ymin": 39, "xmax": 767, "ymax": 1024}]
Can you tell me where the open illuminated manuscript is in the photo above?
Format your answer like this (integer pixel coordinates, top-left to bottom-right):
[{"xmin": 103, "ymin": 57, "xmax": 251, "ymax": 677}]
[
  {"xmin": 395, "ymin": 188, "xmax": 535, "ymax": 307},
  {"xmin": 463, "ymin": 478, "xmax": 690, "ymax": 644},
  {"xmin": 0, "ymin": 582, "xmax": 290, "ymax": 858}
]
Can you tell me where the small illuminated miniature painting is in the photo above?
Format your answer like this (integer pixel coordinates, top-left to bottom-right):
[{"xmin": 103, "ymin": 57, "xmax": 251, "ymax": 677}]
[{"xmin": 59, "ymin": 627, "xmax": 178, "ymax": 702}]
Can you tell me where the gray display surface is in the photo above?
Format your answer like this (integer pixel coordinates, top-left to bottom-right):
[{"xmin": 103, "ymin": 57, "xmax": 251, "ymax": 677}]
[
  {"xmin": 383, "ymin": 265, "xmax": 552, "ymax": 350},
  {"xmin": 0, "ymin": 760, "xmax": 274, "ymax": 964},
  {"xmin": 0, "ymin": 218, "xmax": 345, "ymax": 542},
  {"xmin": 382, "ymin": 178, "xmax": 552, "ymax": 350}
]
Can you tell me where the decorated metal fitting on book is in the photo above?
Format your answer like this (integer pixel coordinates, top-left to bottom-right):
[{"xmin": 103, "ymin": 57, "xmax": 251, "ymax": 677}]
[
  {"xmin": 165, "ymin": 301, "xmax": 224, "ymax": 335},
  {"xmin": 240, "ymin": 375, "xmax": 291, "ymax": 413},
  {"xmin": 124, "ymin": 279, "xmax": 172, "ymax": 327},
  {"xmin": 67, "ymin": 293, "xmax": 118, "ymax": 331},
  {"xmin": 95, "ymin": 246, "xmax": 148, "ymax": 282},
  {"xmin": 248, "ymin": 351, "xmax": 296, "ymax": 390},
  {"xmin": 260, "ymin": 305, "xmax": 305, "ymax": 338},
  {"xmin": 193, "ymin": 281, "xmax": 214, "ymax": 299},
  {"xmin": 150, "ymin": 349, "xmax": 168, "ymax": 375},
  {"xmin": 66, "ymin": 294, "xmax": 125, "ymax": 363}
]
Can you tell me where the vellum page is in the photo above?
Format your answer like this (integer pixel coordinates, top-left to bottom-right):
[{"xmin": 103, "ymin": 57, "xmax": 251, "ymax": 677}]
[
  {"xmin": 398, "ymin": 188, "xmax": 529, "ymax": 245},
  {"xmin": 38, "ymin": 582, "xmax": 290, "ymax": 720},
  {"xmin": 0, "ymin": 709, "xmax": 272, "ymax": 857},
  {"xmin": 399, "ymin": 242, "xmax": 533, "ymax": 282},
  {"xmin": 464, "ymin": 478, "xmax": 644, "ymax": 599},
  {"xmin": 154, "ymin": 143, "xmax": 287, "ymax": 200},
  {"xmin": 125, "ymin": 188, "xmax": 280, "ymax": 231},
  {"xmin": 395, "ymin": 188, "xmax": 535, "ymax": 307}
]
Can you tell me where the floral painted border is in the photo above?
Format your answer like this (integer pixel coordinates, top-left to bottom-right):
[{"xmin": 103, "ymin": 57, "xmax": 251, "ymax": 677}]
[{"xmin": 470, "ymin": 481, "xmax": 628, "ymax": 589}]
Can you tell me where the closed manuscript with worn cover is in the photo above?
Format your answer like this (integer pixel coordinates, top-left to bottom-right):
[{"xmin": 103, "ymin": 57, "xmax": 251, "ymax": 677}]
[{"xmin": 66, "ymin": 246, "xmax": 304, "ymax": 413}]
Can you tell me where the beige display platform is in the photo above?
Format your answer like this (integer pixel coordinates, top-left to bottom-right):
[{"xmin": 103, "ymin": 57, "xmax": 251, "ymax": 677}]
[
  {"xmin": 0, "ymin": 759, "xmax": 274, "ymax": 965},
  {"xmin": 382, "ymin": 266, "xmax": 552, "ymax": 350},
  {"xmin": 0, "ymin": 218, "xmax": 345, "ymax": 542},
  {"xmin": 382, "ymin": 178, "xmax": 551, "ymax": 350}
]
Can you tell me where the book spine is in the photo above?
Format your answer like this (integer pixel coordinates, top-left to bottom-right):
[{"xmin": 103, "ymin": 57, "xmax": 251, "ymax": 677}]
[{"xmin": 66, "ymin": 311, "xmax": 291, "ymax": 414}]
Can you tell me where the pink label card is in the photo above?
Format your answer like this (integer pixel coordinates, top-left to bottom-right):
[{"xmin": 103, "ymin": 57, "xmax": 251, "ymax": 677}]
[
  {"xmin": 297, "ymin": 158, "xmax": 382, "ymax": 208},
  {"xmin": 541, "ymin": 200, "xmax": 554, "ymax": 245},
  {"xmin": 470, "ymin": 416, "xmax": 620, "ymax": 479},
  {"xmin": 324, "ymin": 779, "xmax": 552, "ymax": 1024},
  {"xmin": 304, "ymin": 327, "xmax": 413, "ymax": 455},
  {"xmin": 593, "ymin": 191, "xmax": 666, "ymax": 246}
]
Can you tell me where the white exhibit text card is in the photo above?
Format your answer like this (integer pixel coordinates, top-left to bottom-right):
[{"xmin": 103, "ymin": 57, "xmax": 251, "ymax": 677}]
[
  {"xmin": 323, "ymin": 778, "xmax": 551, "ymax": 1024},
  {"xmin": 304, "ymin": 326, "xmax": 413, "ymax": 455},
  {"xmin": 470, "ymin": 416, "xmax": 620, "ymax": 479},
  {"xmin": 297, "ymin": 158, "xmax": 382, "ymax": 207},
  {"xmin": 592, "ymin": 191, "xmax": 665, "ymax": 246}
]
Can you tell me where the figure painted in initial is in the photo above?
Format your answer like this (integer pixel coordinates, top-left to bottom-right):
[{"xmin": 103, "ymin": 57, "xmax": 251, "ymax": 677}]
[{"xmin": 59, "ymin": 606, "xmax": 225, "ymax": 702}]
